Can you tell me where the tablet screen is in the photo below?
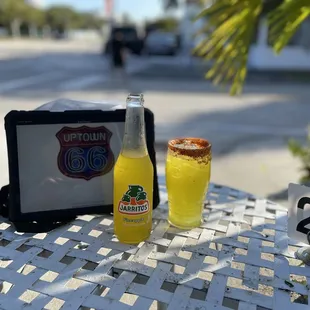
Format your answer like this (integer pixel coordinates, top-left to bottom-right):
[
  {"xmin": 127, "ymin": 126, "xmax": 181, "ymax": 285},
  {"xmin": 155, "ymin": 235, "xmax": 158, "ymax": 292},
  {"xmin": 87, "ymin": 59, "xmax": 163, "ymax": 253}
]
[{"xmin": 16, "ymin": 122, "xmax": 124, "ymax": 213}]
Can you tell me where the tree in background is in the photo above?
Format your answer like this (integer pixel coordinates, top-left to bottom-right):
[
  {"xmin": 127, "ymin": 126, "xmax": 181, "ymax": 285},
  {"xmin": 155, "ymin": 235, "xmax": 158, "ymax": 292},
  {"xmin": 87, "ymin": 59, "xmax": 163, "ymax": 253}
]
[
  {"xmin": 163, "ymin": 0, "xmax": 310, "ymax": 95},
  {"xmin": 79, "ymin": 13, "xmax": 105, "ymax": 30},
  {"xmin": 24, "ymin": 6, "xmax": 44, "ymax": 37},
  {"xmin": 154, "ymin": 17, "xmax": 179, "ymax": 32},
  {"xmin": 146, "ymin": 17, "xmax": 179, "ymax": 33},
  {"xmin": 0, "ymin": 1, "xmax": 105, "ymax": 38},
  {"xmin": 45, "ymin": 6, "xmax": 79, "ymax": 35},
  {"xmin": 0, "ymin": 0, "xmax": 29, "ymax": 37},
  {"xmin": 196, "ymin": 0, "xmax": 310, "ymax": 95}
]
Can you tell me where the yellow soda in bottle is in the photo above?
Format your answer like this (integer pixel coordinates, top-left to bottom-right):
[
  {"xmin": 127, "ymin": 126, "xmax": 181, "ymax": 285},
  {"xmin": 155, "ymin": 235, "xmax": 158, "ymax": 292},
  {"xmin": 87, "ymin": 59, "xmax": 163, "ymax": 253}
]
[{"xmin": 113, "ymin": 93, "xmax": 154, "ymax": 244}]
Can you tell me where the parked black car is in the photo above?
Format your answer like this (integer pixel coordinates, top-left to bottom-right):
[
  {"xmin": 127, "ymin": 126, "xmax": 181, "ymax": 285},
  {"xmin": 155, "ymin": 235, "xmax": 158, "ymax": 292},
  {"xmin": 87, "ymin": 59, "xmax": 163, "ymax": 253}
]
[{"xmin": 103, "ymin": 26, "xmax": 144, "ymax": 56}]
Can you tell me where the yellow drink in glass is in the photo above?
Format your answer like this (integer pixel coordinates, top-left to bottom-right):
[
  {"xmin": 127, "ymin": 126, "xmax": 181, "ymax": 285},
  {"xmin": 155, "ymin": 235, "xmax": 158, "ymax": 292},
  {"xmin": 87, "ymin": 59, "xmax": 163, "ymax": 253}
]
[{"xmin": 166, "ymin": 138, "xmax": 211, "ymax": 229}]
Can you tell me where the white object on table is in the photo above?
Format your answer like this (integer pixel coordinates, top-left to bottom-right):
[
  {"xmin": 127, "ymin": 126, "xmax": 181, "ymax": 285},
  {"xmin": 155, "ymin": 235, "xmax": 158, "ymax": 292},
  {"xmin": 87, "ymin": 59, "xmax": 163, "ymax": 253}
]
[
  {"xmin": 35, "ymin": 98, "xmax": 124, "ymax": 111},
  {"xmin": 288, "ymin": 183, "xmax": 310, "ymax": 244}
]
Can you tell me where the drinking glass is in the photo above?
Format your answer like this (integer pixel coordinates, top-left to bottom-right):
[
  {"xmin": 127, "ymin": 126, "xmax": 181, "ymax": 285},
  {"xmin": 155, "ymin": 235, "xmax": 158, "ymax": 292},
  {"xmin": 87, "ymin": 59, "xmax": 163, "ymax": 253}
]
[{"xmin": 166, "ymin": 138, "xmax": 211, "ymax": 229}]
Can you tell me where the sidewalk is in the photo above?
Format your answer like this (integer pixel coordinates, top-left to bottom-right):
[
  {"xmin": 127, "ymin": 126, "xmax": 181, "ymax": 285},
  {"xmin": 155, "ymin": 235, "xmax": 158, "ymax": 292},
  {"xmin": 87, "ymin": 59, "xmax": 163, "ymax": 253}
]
[
  {"xmin": 132, "ymin": 56, "xmax": 310, "ymax": 84},
  {"xmin": 0, "ymin": 38, "xmax": 102, "ymax": 52}
]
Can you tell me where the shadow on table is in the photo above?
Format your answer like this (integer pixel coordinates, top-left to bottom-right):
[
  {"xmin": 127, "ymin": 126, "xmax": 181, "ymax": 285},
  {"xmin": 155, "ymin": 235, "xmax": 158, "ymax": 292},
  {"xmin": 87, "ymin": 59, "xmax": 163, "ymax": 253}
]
[
  {"xmin": 155, "ymin": 217, "xmax": 310, "ymax": 309},
  {"xmin": 131, "ymin": 183, "xmax": 307, "ymax": 309},
  {"xmin": 126, "ymin": 212, "xmax": 308, "ymax": 309},
  {"xmin": 267, "ymin": 188, "xmax": 288, "ymax": 202},
  {"xmin": 267, "ymin": 182, "xmax": 310, "ymax": 208}
]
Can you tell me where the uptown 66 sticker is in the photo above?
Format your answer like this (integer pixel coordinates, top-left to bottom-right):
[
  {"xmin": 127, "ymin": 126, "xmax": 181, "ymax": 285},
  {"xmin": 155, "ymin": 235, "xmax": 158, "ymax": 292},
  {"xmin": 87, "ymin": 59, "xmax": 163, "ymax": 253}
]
[{"xmin": 56, "ymin": 126, "xmax": 115, "ymax": 181}]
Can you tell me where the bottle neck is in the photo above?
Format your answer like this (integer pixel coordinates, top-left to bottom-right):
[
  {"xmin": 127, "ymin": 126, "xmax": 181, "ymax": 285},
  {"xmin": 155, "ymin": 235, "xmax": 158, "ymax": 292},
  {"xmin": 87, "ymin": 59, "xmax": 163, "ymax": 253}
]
[{"xmin": 122, "ymin": 100, "xmax": 148, "ymax": 157}]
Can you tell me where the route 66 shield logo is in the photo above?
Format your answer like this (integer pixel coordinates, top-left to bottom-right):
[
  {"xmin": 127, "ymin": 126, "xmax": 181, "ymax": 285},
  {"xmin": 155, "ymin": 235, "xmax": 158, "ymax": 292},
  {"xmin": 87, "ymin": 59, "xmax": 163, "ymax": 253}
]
[{"xmin": 56, "ymin": 126, "xmax": 115, "ymax": 181}]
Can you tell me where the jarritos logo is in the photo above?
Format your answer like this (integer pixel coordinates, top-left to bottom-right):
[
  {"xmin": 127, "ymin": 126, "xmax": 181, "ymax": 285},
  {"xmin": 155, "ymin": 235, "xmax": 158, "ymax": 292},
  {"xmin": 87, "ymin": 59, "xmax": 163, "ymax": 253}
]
[
  {"xmin": 56, "ymin": 126, "xmax": 114, "ymax": 181},
  {"xmin": 118, "ymin": 185, "xmax": 150, "ymax": 215}
]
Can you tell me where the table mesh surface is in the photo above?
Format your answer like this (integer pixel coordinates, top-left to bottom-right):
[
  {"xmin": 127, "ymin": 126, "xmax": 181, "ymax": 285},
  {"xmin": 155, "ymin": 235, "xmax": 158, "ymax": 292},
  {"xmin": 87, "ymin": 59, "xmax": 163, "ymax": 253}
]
[{"xmin": 0, "ymin": 180, "xmax": 309, "ymax": 310}]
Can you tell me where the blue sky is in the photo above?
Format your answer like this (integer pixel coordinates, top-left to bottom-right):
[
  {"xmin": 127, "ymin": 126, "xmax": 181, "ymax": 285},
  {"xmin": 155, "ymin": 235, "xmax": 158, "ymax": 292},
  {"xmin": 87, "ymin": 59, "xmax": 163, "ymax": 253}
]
[{"xmin": 44, "ymin": 0, "xmax": 163, "ymax": 20}]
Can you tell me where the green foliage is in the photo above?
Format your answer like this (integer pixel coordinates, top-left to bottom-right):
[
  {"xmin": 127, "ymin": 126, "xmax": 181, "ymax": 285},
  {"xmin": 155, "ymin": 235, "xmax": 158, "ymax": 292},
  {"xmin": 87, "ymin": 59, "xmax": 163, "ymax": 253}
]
[
  {"xmin": 45, "ymin": 6, "xmax": 80, "ymax": 29},
  {"xmin": 194, "ymin": 0, "xmax": 310, "ymax": 95},
  {"xmin": 79, "ymin": 13, "xmax": 105, "ymax": 30},
  {"xmin": 194, "ymin": 0, "xmax": 263, "ymax": 95},
  {"xmin": 0, "ymin": 0, "xmax": 29, "ymax": 24},
  {"xmin": 147, "ymin": 17, "xmax": 179, "ymax": 32},
  {"xmin": 0, "ymin": 0, "xmax": 105, "ymax": 34},
  {"xmin": 288, "ymin": 127, "xmax": 310, "ymax": 182},
  {"xmin": 268, "ymin": 0, "xmax": 310, "ymax": 54},
  {"xmin": 25, "ymin": 7, "xmax": 45, "ymax": 27}
]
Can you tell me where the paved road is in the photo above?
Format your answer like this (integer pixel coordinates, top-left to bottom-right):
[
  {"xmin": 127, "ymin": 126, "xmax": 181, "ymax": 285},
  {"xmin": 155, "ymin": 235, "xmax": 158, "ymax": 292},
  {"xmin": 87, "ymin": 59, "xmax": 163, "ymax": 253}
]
[{"xmin": 0, "ymin": 39, "xmax": 310, "ymax": 202}]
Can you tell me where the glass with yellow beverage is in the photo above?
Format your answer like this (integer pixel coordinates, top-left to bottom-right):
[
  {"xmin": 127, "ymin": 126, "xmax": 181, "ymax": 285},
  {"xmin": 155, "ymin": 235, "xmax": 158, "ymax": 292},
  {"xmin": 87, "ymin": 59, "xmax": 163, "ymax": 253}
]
[
  {"xmin": 114, "ymin": 94, "xmax": 154, "ymax": 244},
  {"xmin": 166, "ymin": 138, "xmax": 211, "ymax": 229}
]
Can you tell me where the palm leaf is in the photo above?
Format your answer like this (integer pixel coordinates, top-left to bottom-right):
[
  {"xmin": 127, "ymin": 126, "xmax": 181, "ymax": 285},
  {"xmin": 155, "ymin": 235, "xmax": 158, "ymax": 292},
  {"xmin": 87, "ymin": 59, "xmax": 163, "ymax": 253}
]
[
  {"xmin": 196, "ymin": 0, "xmax": 263, "ymax": 95},
  {"xmin": 268, "ymin": 0, "xmax": 310, "ymax": 54}
]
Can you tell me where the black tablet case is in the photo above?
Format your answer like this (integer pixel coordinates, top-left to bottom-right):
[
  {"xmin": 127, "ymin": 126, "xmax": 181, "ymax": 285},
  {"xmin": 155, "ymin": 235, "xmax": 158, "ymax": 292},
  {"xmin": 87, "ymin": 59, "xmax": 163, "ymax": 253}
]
[{"xmin": 1, "ymin": 108, "xmax": 159, "ymax": 232}]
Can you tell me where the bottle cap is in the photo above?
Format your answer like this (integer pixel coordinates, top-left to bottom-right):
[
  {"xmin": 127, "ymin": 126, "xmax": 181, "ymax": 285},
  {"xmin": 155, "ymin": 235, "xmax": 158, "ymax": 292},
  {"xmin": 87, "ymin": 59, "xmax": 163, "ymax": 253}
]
[{"xmin": 127, "ymin": 93, "xmax": 144, "ymax": 105}]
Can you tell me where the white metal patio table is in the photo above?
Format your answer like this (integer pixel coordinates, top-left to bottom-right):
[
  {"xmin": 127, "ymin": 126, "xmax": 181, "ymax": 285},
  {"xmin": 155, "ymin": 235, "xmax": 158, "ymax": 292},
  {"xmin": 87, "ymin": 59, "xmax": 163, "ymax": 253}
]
[{"xmin": 0, "ymin": 177, "xmax": 309, "ymax": 310}]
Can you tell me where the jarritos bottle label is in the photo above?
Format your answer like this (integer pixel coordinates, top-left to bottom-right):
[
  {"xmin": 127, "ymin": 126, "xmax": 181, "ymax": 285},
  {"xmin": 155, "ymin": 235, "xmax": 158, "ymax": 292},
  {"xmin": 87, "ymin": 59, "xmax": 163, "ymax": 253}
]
[{"xmin": 118, "ymin": 185, "xmax": 150, "ymax": 215}]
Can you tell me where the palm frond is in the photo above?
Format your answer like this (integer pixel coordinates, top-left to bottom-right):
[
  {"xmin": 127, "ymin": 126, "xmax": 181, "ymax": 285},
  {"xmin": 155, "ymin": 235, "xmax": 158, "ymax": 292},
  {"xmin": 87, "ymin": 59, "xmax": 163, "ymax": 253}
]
[
  {"xmin": 268, "ymin": 0, "xmax": 310, "ymax": 54},
  {"xmin": 196, "ymin": 0, "xmax": 263, "ymax": 95}
]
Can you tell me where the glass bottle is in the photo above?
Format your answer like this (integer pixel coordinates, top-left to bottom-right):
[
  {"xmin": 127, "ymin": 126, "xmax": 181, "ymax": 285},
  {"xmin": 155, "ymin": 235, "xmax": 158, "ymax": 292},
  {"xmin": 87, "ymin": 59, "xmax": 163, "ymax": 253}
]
[{"xmin": 113, "ymin": 94, "xmax": 154, "ymax": 244}]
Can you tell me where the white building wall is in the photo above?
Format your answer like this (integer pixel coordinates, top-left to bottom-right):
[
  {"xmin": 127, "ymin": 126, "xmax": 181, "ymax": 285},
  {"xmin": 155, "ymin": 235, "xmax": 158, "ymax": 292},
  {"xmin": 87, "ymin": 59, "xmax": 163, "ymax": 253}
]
[
  {"xmin": 179, "ymin": 0, "xmax": 203, "ymax": 52},
  {"xmin": 249, "ymin": 19, "xmax": 310, "ymax": 70}
]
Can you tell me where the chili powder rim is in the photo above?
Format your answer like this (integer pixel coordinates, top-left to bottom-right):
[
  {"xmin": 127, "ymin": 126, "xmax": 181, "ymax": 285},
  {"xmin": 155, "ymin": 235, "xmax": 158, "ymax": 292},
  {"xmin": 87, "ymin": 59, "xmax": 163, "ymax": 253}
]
[{"xmin": 168, "ymin": 137, "xmax": 211, "ymax": 158}]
